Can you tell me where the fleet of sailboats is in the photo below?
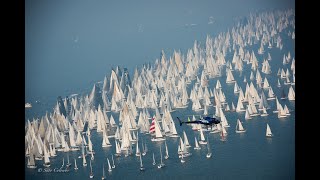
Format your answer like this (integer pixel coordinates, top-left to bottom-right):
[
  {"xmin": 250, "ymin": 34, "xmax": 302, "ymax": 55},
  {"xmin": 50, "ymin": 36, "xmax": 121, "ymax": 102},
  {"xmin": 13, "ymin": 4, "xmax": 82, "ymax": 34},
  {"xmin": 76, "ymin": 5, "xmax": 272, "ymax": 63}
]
[{"xmin": 25, "ymin": 9, "xmax": 295, "ymax": 176}]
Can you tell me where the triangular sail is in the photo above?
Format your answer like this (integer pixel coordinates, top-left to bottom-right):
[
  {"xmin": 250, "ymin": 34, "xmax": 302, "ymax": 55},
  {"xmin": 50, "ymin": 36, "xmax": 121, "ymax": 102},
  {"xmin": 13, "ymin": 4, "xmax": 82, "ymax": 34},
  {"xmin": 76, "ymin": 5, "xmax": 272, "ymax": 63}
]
[{"xmin": 266, "ymin": 124, "xmax": 273, "ymax": 137}]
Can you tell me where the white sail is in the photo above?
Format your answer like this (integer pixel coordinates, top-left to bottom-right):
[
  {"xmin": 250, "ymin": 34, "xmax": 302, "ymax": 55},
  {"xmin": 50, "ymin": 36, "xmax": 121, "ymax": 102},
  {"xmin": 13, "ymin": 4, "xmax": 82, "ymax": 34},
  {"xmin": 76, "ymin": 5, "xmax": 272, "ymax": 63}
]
[
  {"xmin": 277, "ymin": 79, "xmax": 281, "ymax": 87},
  {"xmin": 199, "ymin": 128, "xmax": 207, "ymax": 144},
  {"xmin": 236, "ymin": 119, "xmax": 246, "ymax": 133},
  {"xmin": 169, "ymin": 118, "xmax": 179, "ymax": 137},
  {"xmin": 234, "ymin": 82, "xmax": 240, "ymax": 94},
  {"xmin": 110, "ymin": 115, "xmax": 116, "ymax": 127},
  {"xmin": 261, "ymin": 106, "xmax": 269, "ymax": 116},
  {"xmin": 220, "ymin": 108, "xmax": 230, "ymax": 127},
  {"xmin": 102, "ymin": 130, "xmax": 112, "ymax": 147},
  {"xmin": 27, "ymin": 153, "xmax": 37, "ymax": 168},
  {"xmin": 288, "ymin": 86, "xmax": 295, "ymax": 100},
  {"xmin": 194, "ymin": 137, "xmax": 201, "ymax": 150},
  {"xmin": 267, "ymin": 87, "xmax": 276, "ymax": 100},
  {"xmin": 164, "ymin": 140, "xmax": 169, "ymax": 159},
  {"xmin": 231, "ymin": 102, "xmax": 236, "ymax": 111},
  {"xmin": 236, "ymin": 96, "xmax": 245, "ymax": 112},
  {"xmin": 203, "ymin": 105, "xmax": 208, "ymax": 115},
  {"xmin": 263, "ymin": 77, "xmax": 270, "ymax": 89},
  {"xmin": 226, "ymin": 69, "xmax": 236, "ymax": 83},
  {"xmin": 183, "ymin": 131, "xmax": 191, "ymax": 147},
  {"xmin": 155, "ymin": 119, "xmax": 164, "ymax": 139},
  {"xmin": 284, "ymin": 105, "xmax": 291, "ymax": 116},
  {"xmin": 136, "ymin": 134, "xmax": 141, "ymax": 156},
  {"xmin": 43, "ymin": 144, "xmax": 50, "ymax": 167},
  {"xmin": 74, "ymin": 158, "xmax": 78, "ymax": 170},
  {"xmin": 216, "ymin": 80, "xmax": 222, "ymax": 89},
  {"xmin": 266, "ymin": 124, "xmax": 273, "ymax": 137},
  {"xmin": 245, "ymin": 108, "xmax": 251, "ymax": 120},
  {"xmin": 206, "ymin": 135, "xmax": 212, "ymax": 158},
  {"xmin": 49, "ymin": 144, "xmax": 56, "ymax": 157}
]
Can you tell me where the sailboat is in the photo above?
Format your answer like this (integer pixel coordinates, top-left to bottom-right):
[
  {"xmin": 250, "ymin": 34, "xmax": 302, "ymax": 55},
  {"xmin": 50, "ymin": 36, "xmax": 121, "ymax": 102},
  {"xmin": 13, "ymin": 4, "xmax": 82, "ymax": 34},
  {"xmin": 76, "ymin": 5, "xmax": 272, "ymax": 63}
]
[
  {"xmin": 111, "ymin": 155, "xmax": 115, "ymax": 168},
  {"xmin": 152, "ymin": 153, "xmax": 156, "ymax": 165},
  {"xmin": 107, "ymin": 158, "xmax": 112, "ymax": 172},
  {"xmin": 235, "ymin": 119, "xmax": 246, "ymax": 133},
  {"xmin": 198, "ymin": 128, "xmax": 207, "ymax": 144},
  {"xmin": 157, "ymin": 145, "xmax": 165, "ymax": 168},
  {"xmin": 266, "ymin": 123, "xmax": 273, "ymax": 137},
  {"xmin": 79, "ymin": 140, "xmax": 86, "ymax": 159},
  {"xmin": 260, "ymin": 106, "xmax": 269, "ymax": 116},
  {"xmin": 102, "ymin": 164, "xmax": 105, "ymax": 180},
  {"xmin": 150, "ymin": 117, "xmax": 165, "ymax": 141},
  {"xmin": 139, "ymin": 154, "xmax": 145, "ymax": 171},
  {"xmin": 164, "ymin": 140, "xmax": 169, "ymax": 159},
  {"xmin": 91, "ymin": 151, "xmax": 95, "ymax": 160},
  {"xmin": 74, "ymin": 158, "xmax": 78, "ymax": 170},
  {"xmin": 220, "ymin": 124, "xmax": 226, "ymax": 142},
  {"xmin": 135, "ymin": 138, "xmax": 141, "ymax": 157},
  {"xmin": 83, "ymin": 153, "xmax": 87, "ymax": 167},
  {"xmin": 27, "ymin": 153, "xmax": 37, "ymax": 169},
  {"xmin": 102, "ymin": 130, "xmax": 112, "ymax": 147},
  {"xmin": 194, "ymin": 137, "xmax": 201, "ymax": 150},
  {"xmin": 288, "ymin": 86, "xmax": 295, "ymax": 100},
  {"xmin": 60, "ymin": 158, "xmax": 65, "ymax": 169},
  {"xmin": 180, "ymin": 153, "xmax": 185, "ymax": 163},
  {"xmin": 277, "ymin": 79, "xmax": 281, "ymax": 87},
  {"xmin": 231, "ymin": 102, "xmax": 236, "ymax": 112},
  {"xmin": 143, "ymin": 140, "xmax": 148, "ymax": 156},
  {"xmin": 43, "ymin": 144, "xmax": 51, "ymax": 167},
  {"xmin": 89, "ymin": 160, "xmax": 94, "ymax": 178},
  {"xmin": 66, "ymin": 154, "xmax": 72, "ymax": 167},
  {"xmin": 206, "ymin": 135, "xmax": 212, "ymax": 158},
  {"xmin": 114, "ymin": 140, "xmax": 121, "ymax": 157},
  {"xmin": 183, "ymin": 131, "xmax": 191, "ymax": 147}
]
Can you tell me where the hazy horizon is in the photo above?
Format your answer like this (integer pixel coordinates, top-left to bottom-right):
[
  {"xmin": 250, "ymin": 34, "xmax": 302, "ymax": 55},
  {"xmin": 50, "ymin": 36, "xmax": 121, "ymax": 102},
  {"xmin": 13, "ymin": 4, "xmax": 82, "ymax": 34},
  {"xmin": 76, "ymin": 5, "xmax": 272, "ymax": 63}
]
[{"xmin": 25, "ymin": 0, "xmax": 294, "ymax": 102}]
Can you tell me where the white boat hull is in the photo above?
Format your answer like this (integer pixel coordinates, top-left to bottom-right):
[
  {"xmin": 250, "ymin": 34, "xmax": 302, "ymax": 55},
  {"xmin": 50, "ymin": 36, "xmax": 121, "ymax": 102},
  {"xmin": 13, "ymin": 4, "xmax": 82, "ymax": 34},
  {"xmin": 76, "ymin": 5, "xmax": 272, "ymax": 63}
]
[
  {"xmin": 199, "ymin": 141, "xmax": 207, "ymax": 145},
  {"xmin": 236, "ymin": 130, "xmax": 246, "ymax": 133},
  {"xmin": 102, "ymin": 144, "xmax": 112, "ymax": 147},
  {"xmin": 27, "ymin": 165, "xmax": 37, "ymax": 169},
  {"xmin": 151, "ymin": 138, "xmax": 165, "ymax": 142}
]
